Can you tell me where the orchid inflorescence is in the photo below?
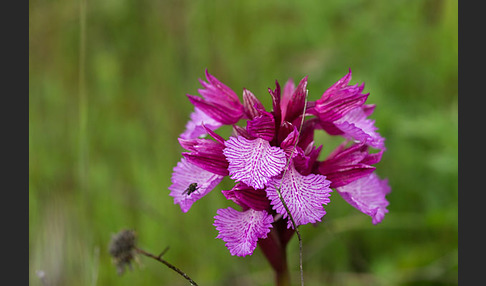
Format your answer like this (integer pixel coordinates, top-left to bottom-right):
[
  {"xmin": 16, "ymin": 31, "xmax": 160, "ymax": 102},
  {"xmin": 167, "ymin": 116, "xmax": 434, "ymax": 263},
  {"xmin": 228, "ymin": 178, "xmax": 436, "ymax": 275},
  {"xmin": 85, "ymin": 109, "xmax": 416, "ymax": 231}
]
[{"xmin": 169, "ymin": 69, "xmax": 390, "ymax": 258}]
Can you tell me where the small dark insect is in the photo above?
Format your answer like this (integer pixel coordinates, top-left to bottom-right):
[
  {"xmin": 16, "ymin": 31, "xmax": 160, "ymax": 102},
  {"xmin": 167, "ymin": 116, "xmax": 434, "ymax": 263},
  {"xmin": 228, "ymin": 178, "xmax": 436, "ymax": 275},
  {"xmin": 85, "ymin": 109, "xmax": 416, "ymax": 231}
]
[{"xmin": 182, "ymin": 183, "xmax": 198, "ymax": 196}]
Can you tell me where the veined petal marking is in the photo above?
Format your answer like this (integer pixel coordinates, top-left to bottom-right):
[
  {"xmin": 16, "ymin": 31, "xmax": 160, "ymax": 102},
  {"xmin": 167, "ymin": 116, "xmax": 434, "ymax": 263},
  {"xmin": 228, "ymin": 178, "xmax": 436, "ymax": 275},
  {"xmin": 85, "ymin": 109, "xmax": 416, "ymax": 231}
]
[
  {"xmin": 223, "ymin": 136, "xmax": 287, "ymax": 190},
  {"xmin": 214, "ymin": 207, "xmax": 273, "ymax": 257},
  {"xmin": 266, "ymin": 163, "xmax": 332, "ymax": 228}
]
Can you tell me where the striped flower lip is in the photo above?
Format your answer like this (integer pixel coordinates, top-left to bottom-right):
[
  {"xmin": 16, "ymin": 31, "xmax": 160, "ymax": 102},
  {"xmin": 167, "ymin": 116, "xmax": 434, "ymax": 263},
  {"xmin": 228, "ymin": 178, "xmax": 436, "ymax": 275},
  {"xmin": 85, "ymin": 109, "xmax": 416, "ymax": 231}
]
[
  {"xmin": 169, "ymin": 69, "xmax": 390, "ymax": 257},
  {"xmin": 223, "ymin": 136, "xmax": 287, "ymax": 190}
]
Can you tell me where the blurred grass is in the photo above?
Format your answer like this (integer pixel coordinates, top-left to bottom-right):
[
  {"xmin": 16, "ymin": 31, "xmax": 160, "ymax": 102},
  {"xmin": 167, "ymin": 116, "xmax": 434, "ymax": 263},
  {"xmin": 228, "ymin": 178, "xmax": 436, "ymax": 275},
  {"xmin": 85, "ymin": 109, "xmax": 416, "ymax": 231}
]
[{"xmin": 29, "ymin": 0, "xmax": 457, "ymax": 285}]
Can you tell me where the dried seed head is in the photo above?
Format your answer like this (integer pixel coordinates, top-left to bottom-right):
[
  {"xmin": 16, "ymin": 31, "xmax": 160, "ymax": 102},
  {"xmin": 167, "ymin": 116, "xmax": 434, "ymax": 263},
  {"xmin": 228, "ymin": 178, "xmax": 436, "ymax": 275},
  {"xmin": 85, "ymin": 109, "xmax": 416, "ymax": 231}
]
[{"xmin": 109, "ymin": 229, "xmax": 137, "ymax": 275}]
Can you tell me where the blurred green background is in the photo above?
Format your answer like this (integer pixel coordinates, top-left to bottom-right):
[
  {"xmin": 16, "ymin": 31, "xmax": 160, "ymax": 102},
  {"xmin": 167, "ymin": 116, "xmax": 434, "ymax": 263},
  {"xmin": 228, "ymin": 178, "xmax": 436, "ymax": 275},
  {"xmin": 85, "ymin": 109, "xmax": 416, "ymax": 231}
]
[{"xmin": 29, "ymin": 0, "xmax": 457, "ymax": 285}]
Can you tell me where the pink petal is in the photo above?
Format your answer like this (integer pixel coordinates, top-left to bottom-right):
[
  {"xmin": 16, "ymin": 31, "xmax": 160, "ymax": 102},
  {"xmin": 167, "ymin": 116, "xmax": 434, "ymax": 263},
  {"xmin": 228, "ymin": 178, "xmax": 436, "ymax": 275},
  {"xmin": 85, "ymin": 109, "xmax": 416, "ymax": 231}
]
[
  {"xmin": 169, "ymin": 157, "xmax": 224, "ymax": 212},
  {"xmin": 297, "ymin": 118, "xmax": 319, "ymax": 150},
  {"xmin": 222, "ymin": 182, "xmax": 270, "ymax": 211},
  {"xmin": 279, "ymin": 126, "xmax": 299, "ymax": 155},
  {"xmin": 284, "ymin": 76, "xmax": 308, "ymax": 123},
  {"xmin": 232, "ymin": 125, "xmax": 251, "ymax": 139},
  {"xmin": 336, "ymin": 172, "xmax": 391, "ymax": 224},
  {"xmin": 187, "ymin": 95, "xmax": 242, "ymax": 125},
  {"xmin": 178, "ymin": 137, "xmax": 229, "ymax": 176},
  {"xmin": 201, "ymin": 123, "xmax": 226, "ymax": 144},
  {"xmin": 293, "ymin": 144, "xmax": 322, "ymax": 176},
  {"xmin": 182, "ymin": 153, "xmax": 229, "ymax": 176},
  {"xmin": 363, "ymin": 104, "xmax": 376, "ymax": 117},
  {"xmin": 269, "ymin": 81, "xmax": 282, "ymax": 125},
  {"xmin": 201, "ymin": 69, "xmax": 240, "ymax": 104},
  {"xmin": 242, "ymin": 88, "xmax": 265, "ymax": 119},
  {"xmin": 184, "ymin": 70, "xmax": 244, "ymax": 125},
  {"xmin": 317, "ymin": 142, "xmax": 382, "ymax": 188},
  {"xmin": 214, "ymin": 207, "xmax": 274, "ymax": 257},
  {"xmin": 334, "ymin": 107, "xmax": 385, "ymax": 150},
  {"xmin": 280, "ymin": 79, "xmax": 295, "ymax": 123},
  {"xmin": 321, "ymin": 164, "xmax": 375, "ymax": 188},
  {"xmin": 309, "ymin": 70, "xmax": 369, "ymax": 122},
  {"xmin": 266, "ymin": 163, "xmax": 332, "ymax": 228},
  {"xmin": 246, "ymin": 110, "xmax": 275, "ymax": 141},
  {"xmin": 320, "ymin": 69, "xmax": 353, "ymax": 102},
  {"xmin": 223, "ymin": 136, "xmax": 287, "ymax": 189},
  {"xmin": 180, "ymin": 108, "xmax": 223, "ymax": 139}
]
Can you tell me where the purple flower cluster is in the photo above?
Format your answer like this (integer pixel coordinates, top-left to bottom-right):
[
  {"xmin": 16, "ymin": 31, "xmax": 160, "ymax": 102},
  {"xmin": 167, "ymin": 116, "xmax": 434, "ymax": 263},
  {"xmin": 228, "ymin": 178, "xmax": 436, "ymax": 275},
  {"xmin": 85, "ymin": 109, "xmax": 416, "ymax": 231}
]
[{"xmin": 169, "ymin": 69, "xmax": 390, "ymax": 257}]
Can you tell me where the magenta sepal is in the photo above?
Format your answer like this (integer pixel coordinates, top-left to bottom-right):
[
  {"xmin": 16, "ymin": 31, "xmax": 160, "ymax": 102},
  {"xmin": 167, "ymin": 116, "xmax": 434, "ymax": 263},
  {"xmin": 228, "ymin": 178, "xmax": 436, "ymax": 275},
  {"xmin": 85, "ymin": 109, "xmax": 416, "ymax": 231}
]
[
  {"xmin": 186, "ymin": 69, "xmax": 244, "ymax": 125},
  {"xmin": 179, "ymin": 137, "xmax": 229, "ymax": 176},
  {"xmin": 316, "ymin": 142, "xmax": 383, "ymax": 188},
  {"xmin": 309, "ymin": 70, "xmax": 369, "ymax": 122},
  {"xmin": 222, "ymin": 182, "xmax": 270, "ymax": 211}
]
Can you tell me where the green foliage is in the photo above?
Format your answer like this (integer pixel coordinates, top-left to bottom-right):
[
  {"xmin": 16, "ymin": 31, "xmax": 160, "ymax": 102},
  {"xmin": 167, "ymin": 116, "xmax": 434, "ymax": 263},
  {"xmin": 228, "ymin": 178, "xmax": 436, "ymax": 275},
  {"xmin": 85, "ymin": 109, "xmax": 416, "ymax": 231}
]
[{"xmin": 29, "ymin": 0, "xmax": 457, "ymax": 285}]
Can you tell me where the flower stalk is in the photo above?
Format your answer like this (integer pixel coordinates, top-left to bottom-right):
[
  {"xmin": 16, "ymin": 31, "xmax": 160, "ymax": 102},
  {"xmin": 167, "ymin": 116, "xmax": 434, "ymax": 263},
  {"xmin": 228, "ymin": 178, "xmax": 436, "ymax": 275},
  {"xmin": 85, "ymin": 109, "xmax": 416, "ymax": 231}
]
[
  {"xmin": 134, "ymin": 247, "xmax": 199, "ymax": 286},
  {"xmin": 109, "ymin": 229, "xmax": 199, "ymax": 286}
]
